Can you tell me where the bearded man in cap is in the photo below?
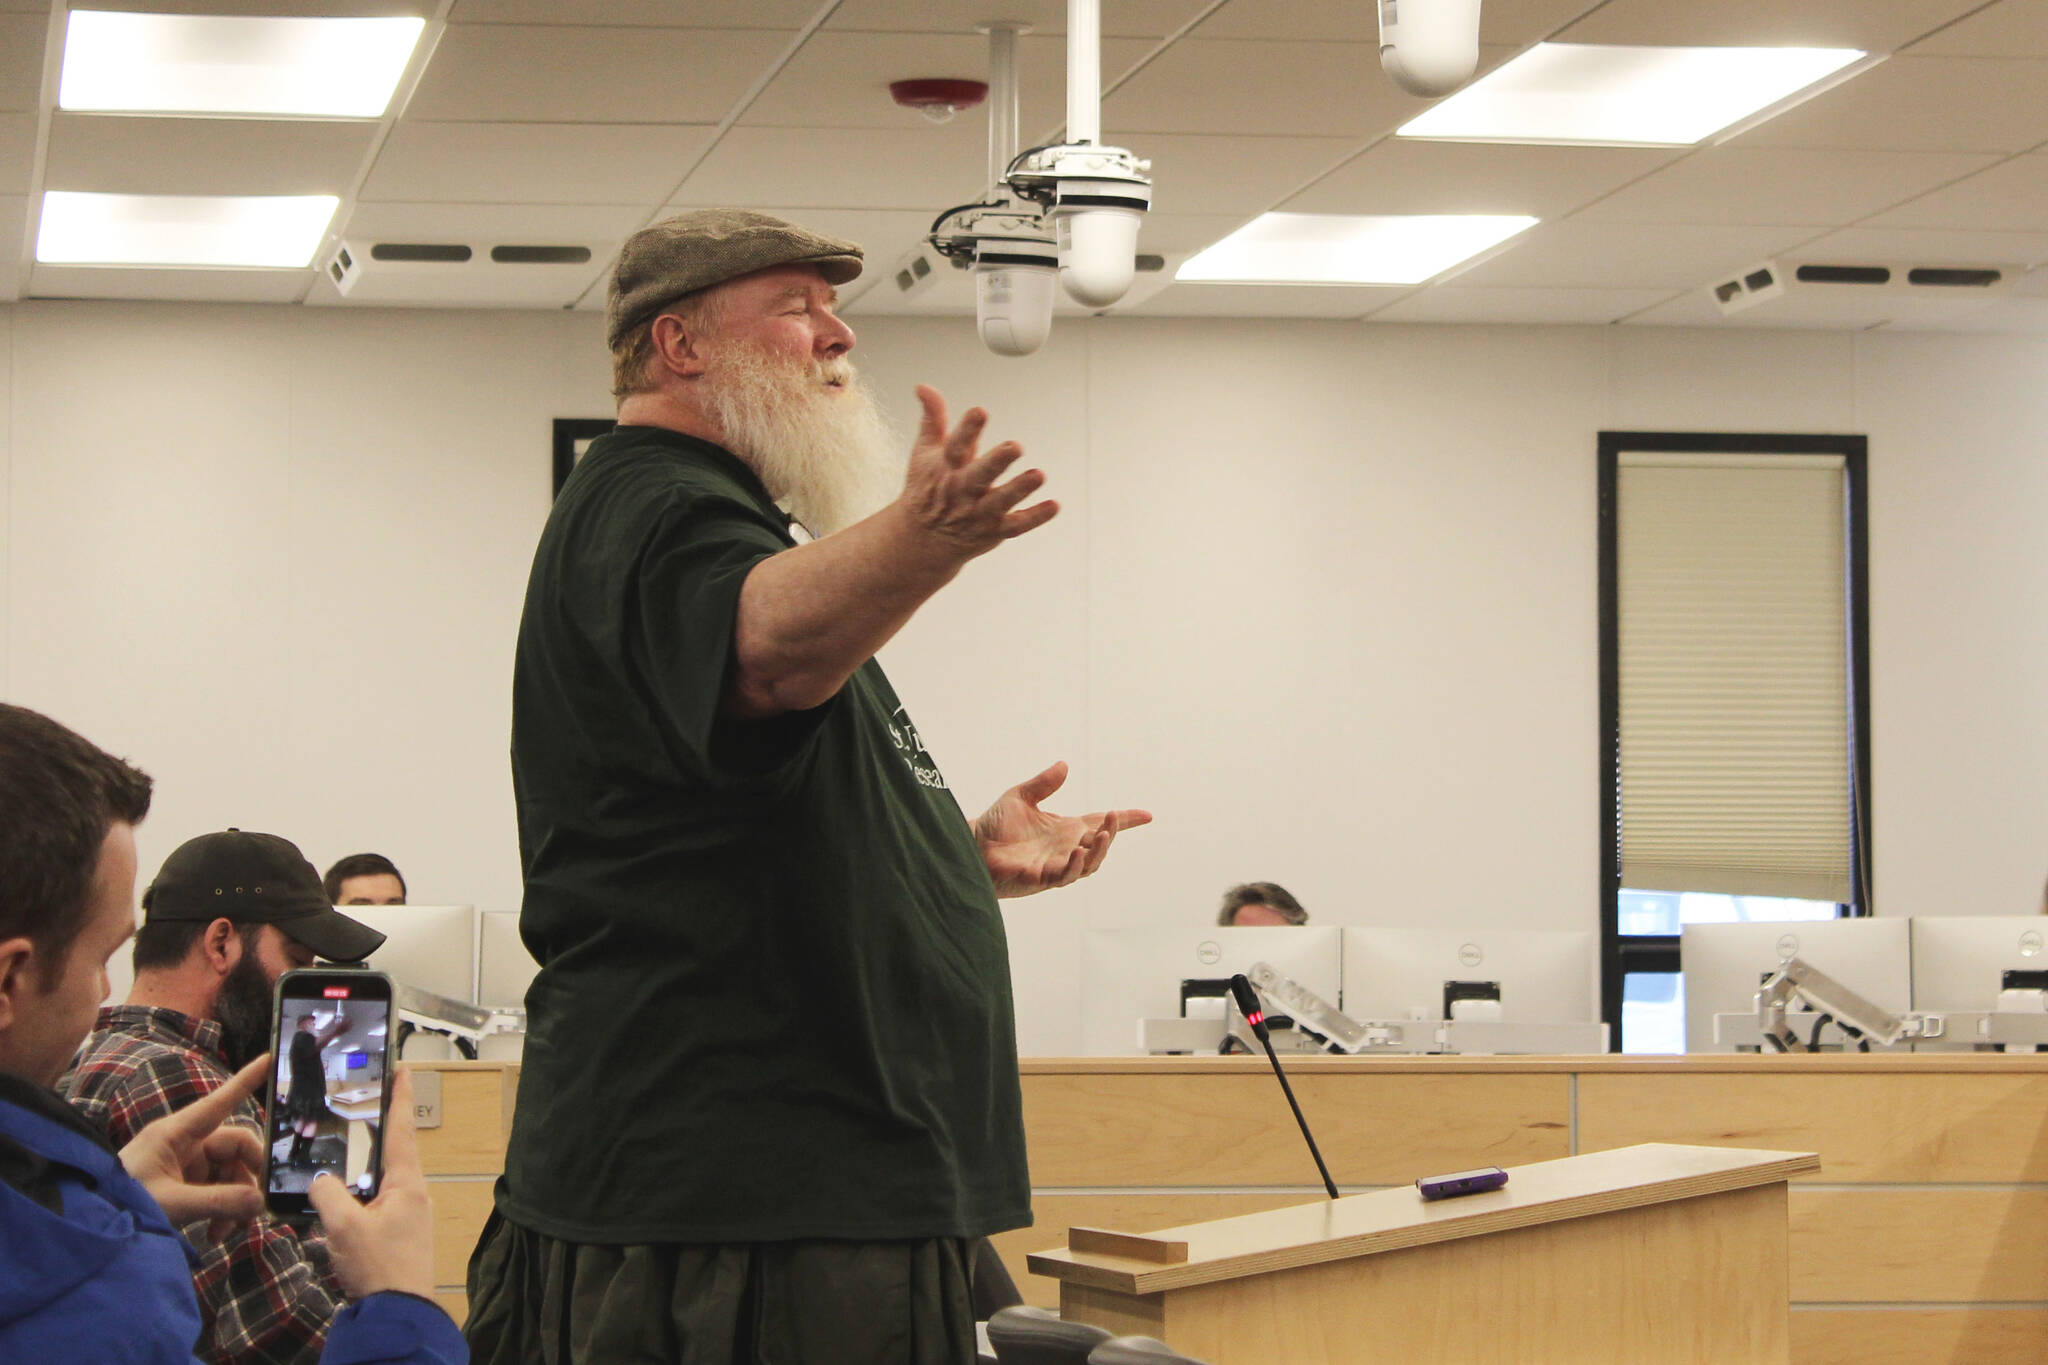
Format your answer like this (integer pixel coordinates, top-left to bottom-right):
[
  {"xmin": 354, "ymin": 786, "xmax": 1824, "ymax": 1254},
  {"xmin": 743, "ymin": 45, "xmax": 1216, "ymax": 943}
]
[
  {"xmin": 64, "ymin": 828, "xmax": 388, "ymax": 1365},
  {"xmin": 465, "ymin": 210, "xmax": 1150, "ymax": 1363}
]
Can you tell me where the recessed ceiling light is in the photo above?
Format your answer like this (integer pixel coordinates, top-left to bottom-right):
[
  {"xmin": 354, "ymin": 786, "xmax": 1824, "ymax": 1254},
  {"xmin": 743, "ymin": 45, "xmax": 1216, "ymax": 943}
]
[
  {"xmin": 1176, "ymin": 213, "xmax": 1539, "ymax": 287},
  {"xmin": 37, "ymin": 192, "xmax": 340, "ymax": 268},
  {"xmin": 60, "ymin": 11, "xmax": 426, "ymax": 118},
  {"xmin": 1398, "ymin": 43, "xmax": 1868, "ymax": 146}
]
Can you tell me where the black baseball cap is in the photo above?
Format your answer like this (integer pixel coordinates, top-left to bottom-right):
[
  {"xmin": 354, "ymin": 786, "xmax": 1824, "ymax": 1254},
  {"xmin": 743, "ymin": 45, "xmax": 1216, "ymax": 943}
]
[{"xmin": 142, "ymin": 829, "xmax": 387, "ymax": 963}]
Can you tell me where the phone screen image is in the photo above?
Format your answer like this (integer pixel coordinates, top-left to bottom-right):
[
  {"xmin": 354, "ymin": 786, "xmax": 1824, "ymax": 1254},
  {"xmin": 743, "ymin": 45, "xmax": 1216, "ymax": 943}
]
[{"xmin": 265, "ymin": 969, "xmax": 394, "ymax": 1218}]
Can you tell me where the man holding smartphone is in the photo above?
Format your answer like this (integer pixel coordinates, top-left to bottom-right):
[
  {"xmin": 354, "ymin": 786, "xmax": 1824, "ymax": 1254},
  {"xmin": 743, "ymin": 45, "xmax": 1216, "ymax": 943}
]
[
  {"xmin": 471, "ymin": 212, "xmax": 1149, "ymax": 1364},
  {"xmin": 0, "ymin": 702, "xmax": 464, "ymax": 1364},
  {"xmin": 65, "ymin": 829, "xmax": 387, "ymax": 1365}
]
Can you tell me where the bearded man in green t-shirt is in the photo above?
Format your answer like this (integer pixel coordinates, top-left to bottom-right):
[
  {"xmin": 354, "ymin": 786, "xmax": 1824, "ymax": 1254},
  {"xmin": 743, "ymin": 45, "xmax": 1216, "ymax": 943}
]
[{"xmin": 466, "ymin": 210, "xmax": 1151, "ymax": 1365}]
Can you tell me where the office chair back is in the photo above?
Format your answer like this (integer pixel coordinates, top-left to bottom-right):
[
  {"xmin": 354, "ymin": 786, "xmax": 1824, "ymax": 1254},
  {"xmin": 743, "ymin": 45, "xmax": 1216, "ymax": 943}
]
[
  {"xmin": 1089, "ymin": 1336, "xmax": 1213, "ymax": 1365},
  {"xmin": 987, "ymin": 1305, "xmax": 1114, "ymax": 1365}
]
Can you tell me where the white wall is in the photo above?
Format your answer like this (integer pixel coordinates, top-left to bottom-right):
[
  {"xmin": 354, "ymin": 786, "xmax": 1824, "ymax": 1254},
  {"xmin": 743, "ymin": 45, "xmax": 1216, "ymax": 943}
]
[{"xmin": 4, "ymin": 301, "xmax": 2044, "ymax": 1053}]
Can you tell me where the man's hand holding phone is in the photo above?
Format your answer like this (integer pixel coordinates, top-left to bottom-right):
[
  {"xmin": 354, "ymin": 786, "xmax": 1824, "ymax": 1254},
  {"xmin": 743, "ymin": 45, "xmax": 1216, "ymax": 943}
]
[{"xmin": 307, "ymin": 1066, "xmax": 437, "ymax": 1300}]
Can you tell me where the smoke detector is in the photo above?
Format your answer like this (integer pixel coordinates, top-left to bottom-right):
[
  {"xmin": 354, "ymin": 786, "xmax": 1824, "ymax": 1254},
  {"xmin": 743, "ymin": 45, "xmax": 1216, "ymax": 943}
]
[{"xmin": 889, "ymin": 78, "xmax": 988, "ymax": 123}]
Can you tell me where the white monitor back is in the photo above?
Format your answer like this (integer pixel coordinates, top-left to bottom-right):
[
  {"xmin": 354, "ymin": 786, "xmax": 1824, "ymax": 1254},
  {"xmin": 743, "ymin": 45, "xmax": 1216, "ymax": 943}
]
[
  {"xmin": 1340, "ymin": 929, "xmax": 1598, "ymax": 1023},
  {"xmin": 1681, "ymin": 918, "xmax": 1910, "ymax": 1052},
  {"xmin": 1911, "ymin": 916, "xmax": 2048, "ymax": 1013},
  {"xmin": 351, "ymin": 905, "xmax": 476, "ymax": 1003},
  {"xmin": 1079, "ymin": 927, "xmax": 1343, "ymax": 1056},
  {"xmin": 477, "ymin": 910, "xmax": 540, "ymax": 1010}
]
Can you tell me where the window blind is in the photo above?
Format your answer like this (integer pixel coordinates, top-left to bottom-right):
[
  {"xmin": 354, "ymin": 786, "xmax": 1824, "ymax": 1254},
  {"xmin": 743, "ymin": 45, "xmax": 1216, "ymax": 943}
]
[{"xmin": 1616, "ymin": 451, "xmax": 1851, "ymax": 902}]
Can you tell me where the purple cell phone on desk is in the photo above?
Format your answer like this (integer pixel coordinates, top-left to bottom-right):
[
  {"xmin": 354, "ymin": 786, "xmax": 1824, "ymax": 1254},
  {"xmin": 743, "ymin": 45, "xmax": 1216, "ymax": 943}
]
[{"xmin": 1416, "ymin": 1166, "xmax": 1509, "ymax": 1200}]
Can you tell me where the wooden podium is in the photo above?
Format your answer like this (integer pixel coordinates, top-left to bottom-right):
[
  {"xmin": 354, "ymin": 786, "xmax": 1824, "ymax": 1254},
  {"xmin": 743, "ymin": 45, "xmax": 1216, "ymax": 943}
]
[{"xmin": 1026, "ymin": 1142, "xmax": 1820, "ymax": 1364}]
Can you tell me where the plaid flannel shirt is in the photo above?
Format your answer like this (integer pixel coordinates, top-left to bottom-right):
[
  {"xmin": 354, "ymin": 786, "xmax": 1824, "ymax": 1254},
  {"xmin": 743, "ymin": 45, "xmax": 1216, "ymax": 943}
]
[{"xmin": 61, "ymin": 1005, "xmax": 345, "ymax": 1365}]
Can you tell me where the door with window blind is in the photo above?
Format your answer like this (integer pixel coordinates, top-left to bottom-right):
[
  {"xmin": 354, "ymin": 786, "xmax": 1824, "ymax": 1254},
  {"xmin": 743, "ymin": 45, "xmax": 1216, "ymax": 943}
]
[{"xmin": 1597, "ymin": 433, "xmax": 1872, "ymax": 1052}]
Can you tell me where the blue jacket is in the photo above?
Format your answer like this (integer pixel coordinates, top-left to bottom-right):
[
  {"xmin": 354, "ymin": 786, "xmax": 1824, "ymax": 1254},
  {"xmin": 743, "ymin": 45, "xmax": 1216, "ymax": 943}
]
[{"xmin": 0, "ymin": 1071, "xmax": 466, "ymax": 1365}]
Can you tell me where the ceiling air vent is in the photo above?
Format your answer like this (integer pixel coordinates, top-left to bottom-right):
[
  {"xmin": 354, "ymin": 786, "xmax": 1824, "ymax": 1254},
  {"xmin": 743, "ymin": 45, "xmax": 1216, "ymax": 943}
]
[
  {"xmin": 1794, "ymin": 264, "xmax": 1889, "ymax": 285},
  {"xmin": 370, "ymin": 243, "xmax": 471, "ymax": 263},
  {"xmin": 1907, "ymin": 267, "xmax": 2000, "ymax": 287},
  {"xmin": 490, "ymin": 245, "xmax": 593, "ymax": 264}
]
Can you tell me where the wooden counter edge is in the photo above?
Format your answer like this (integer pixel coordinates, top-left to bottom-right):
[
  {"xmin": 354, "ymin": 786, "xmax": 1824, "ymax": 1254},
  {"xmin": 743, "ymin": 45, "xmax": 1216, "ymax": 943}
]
[
  {"xmin": 1019, "ymin": 1054, "xmax": 2048, "ymax": 1075},
  {"xmin": 1026, "ymin": 1144, "xmax": 1820, "ymax": 1295}
]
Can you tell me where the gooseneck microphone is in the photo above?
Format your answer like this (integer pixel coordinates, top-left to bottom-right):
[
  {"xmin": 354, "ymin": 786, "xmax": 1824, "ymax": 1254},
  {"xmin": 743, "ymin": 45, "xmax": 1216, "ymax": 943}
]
[{"xmin": 1229, "ymin": 973, "xmax": 1340, "ymax": 1200}]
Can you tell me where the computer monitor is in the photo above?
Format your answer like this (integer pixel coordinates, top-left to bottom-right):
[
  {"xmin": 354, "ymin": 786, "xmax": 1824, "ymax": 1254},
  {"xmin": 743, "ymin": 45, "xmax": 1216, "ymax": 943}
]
[
  {"xmin": 477, "ymin": 910, "xmax": 540, "ymax": 1010},
  {"xmin": 1340, "ymin": 929, "xmax": 1599, "ymax": 1023},
  {"xmin": 348, "ymin": 905, "xmax": 476, "ymax": 1003},
  {"xmin": 1681, "ymin": 918, "xmax": 1910, "ymax": 1052},
  {"xmin": 1910, "ymin": 916, "xmax": 2048, "ymax": 1015},
  {"xmin": 1079, "ymin": 927, "xmax": 1344, "ymax": 1056}
]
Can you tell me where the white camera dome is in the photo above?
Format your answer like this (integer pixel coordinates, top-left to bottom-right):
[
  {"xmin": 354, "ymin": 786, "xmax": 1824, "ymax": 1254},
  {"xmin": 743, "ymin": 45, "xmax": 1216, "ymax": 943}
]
[
  {"xmin": 1055, "ymin": 206, "xmax": 1143, "ymax": 309},
  {"xmin": 975, "ymin": 262, "xmax": 1056, "ymax": 357}
]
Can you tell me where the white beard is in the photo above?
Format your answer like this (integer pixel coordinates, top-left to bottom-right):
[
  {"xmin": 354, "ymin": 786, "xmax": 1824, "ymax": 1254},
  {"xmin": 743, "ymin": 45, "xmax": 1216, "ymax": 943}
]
[{"xmin": 698, "ymin": 342, "xmax": 904, "ymax": 538}]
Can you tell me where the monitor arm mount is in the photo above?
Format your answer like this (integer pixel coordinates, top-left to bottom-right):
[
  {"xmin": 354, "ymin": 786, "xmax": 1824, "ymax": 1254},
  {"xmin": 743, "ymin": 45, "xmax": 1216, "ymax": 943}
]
[{"xmin": 1756, "ymin": 957, "xmax": 1927, "ymax": 1052}]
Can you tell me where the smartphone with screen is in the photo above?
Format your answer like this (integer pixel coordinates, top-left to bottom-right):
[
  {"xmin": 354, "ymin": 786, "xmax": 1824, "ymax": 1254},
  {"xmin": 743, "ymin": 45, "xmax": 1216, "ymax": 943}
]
[{"xmin": 263, "ymin": 968, "xmax": 394, "ymax": 1221}]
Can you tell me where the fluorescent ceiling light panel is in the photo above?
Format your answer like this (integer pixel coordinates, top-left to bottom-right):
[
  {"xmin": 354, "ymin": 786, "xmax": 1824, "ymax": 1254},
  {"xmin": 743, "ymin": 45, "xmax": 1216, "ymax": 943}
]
[
  {"xmin": 37, "ymin": 191, "xmax": 339, "ymax": 268},
  {"xmin": 1398, "ymin": 43, "xmax": 1867, "ymax": 146},
  {"xmin": 60, "ymin": 11, "xmax": 426, "ymax": 118},
  {"xmin": 1176, "ymin": 213, "xmax": 1538, "ymax": 286}
]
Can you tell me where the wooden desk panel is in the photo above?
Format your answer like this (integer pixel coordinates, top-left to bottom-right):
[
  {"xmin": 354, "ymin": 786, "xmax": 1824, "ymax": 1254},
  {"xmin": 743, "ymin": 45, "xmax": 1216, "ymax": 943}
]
[
  {"xmin": 1577, "ymin": 1072, "xmax": 2048, "ymax": 1182},
  {"xmin": 1100, "ymin": 1182, "xmax": 1793, "ymax": 1365},
  {"xmin": 1789, "ymin": 1188, "xmax": 2048, "ymax": 1302},
  {"xmin": 1791, "ymin": 1309, "xmax": 2048, "ymax": 1365},
  {"xmin": 1022, "ymin": 1071, "xmax": 1570, "ymax": 1186},
  {"xmin": 427, "ymin": 1177, "xmax": 497, "ymax": 1290},
  {"xmin": 415, "ymin": 1065, "xmax": 518, "ymax": 1176}
]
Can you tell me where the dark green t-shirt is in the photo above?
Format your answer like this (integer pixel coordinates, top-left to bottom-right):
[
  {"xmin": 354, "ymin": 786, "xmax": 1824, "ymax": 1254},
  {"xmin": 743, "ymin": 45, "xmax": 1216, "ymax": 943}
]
[{"xmin": 500, "ymin": 425, "xmax": 1030, "ymax": 1244}]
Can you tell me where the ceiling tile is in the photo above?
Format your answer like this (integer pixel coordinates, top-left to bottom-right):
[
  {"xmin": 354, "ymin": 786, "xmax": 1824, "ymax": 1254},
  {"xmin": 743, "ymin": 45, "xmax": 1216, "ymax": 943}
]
[
  {"xmin": 823, "ymin": 0, "xmax": 1210, "ymax": 39},
  {"xmin": 1573, "ymin": 147, "xmax": 1999, "ymax": 226},
  {"xmin": 0, "ymin": 15, "xmax": 47, "ymax": 113},
  {"xmin": 0, "ymin": 112, "xmax": 33, "ymax": 189},
  {"xmin": 1891, "ymin": 297, "xmax": 2048, "ymax": 331},
  {"xmin": 1194, "ymin": 0, "xmax": 1600, "ymax": 47},
  {"xmin": 1129, "ymin": 211, "xmax": 1258, "ymax": 254},
  {"xmin": 670, "ymin": 126, "xmax": 988, "ymax": 211},
  {"xmin": 43, "ymin": 114, "xmax": 377, "ymax": 198},
  {"xmin": 1557, "ymin": 0, "xmax": 1985, "ymax": 52},
  {"xmin": 1284, "ymin": 139, "xmax": 1680, "ymax": 217},
  {"xmin": 342, "ymin": 201, "xmax": 649, "ymax": 243},
  {"xmin": 1368, "ymin": 284, "xmax": 1677, "ymax": 324},
  {"xmin": 405, "ymin": 25, "xmax": 792, "ymax": 123},
  {"xmin": 740, "ymin": 33, "xmax": 1151, "ymax": 135},
  {"xmin": 363, "ymin": 123, "xmax": 717, "ymax": 204},
  {"xmin": 1866, "ymin": 150, "xmax": 2048, "ymax": 231},
  {"xmin": 27, "ymin": 264, "xmax": 311, "ymax": 303},
  {"xmin": 1909, "ymin": 0, "xmax": 2048, "ymax": 56},
  {"xmin": 0, "ymin": 195, "xmax": 24, "ymax": 300},
  {"xmin": 1794, "ymin": 225, "xmax": 2048, "ymax": 268},
  {"xmin": 1136, "ymin": 134, "xmax": 1356, "ymax": 216},
  {"xmin": 1449, "ymin": 219, "xmax": 1814, "ymax": 288},
  {"xmin": 449, "ymin": 0, "xmax": 821, "ymax": 26},
  {"xmin": 1127, "ymin": 281, "xmax": 1401, "ymax": 317},
  {"xmin": 1101, "ymin": 38, "xmax": 1433, "ymax": 138},
  {"xmin": 75, "ymin": 0, "xmax": 432, "ymax": 15},
  {"xmin": 1731, "ymin": 56, "xmax": 2048, "ymax": 153}
]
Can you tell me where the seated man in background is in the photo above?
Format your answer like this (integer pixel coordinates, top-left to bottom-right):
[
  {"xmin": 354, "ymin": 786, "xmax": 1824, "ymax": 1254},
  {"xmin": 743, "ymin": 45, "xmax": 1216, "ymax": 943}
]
[
  {"xmin": 323, "ymin": 854, "xmax": 406, "ymax": 907},
  {"xmin": 1216, "ymin": 881, "xmax": 1310, "ymax": 927},
  {"xmin": 65, "ymin": 829, "xmax": 388, "ymax": 1365},
  {"xmin": 0, "ymin": 702, "xmax": 463, "ymax": 1364}
]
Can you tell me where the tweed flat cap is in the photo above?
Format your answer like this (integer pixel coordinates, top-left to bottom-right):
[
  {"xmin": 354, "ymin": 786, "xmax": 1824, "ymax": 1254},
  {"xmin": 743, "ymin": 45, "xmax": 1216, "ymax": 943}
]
[{"xmin": 605, "ymin": 209, "xmax": 864, "ymax": 349}]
